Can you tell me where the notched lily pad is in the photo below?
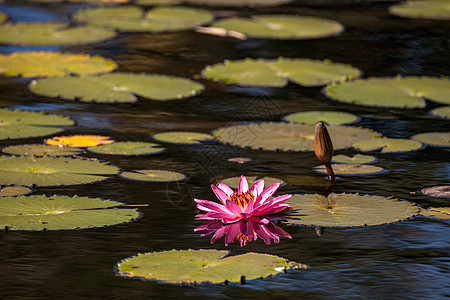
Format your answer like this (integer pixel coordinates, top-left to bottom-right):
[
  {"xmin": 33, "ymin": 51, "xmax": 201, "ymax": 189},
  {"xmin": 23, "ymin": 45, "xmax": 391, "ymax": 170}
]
[
  {"xmin": 411, "ymin": 132, "xmax": 450, "ymax": 147},
  {"xmin": 46, "ymin": 135, "xmax": 114, "ymax": 147},
  {"xmin": 389, "ymin": 0, "xmax": 450, "ymax": 21},
  {"xmin": 421, "ymin": 185, "xmax": 450, "ymax": 198},
  {"xmin": 2, "ymin": 144, "xmax": 83, "ymax": 157},
  {"xmin": 419, "ymin": 207, "xmax": 450, "ymax": 220},
  {"xmin": 314, "ymin": 163, "xmax": 385, "ymax": 176},
  {"xmin": 352, "ymin": 138, "xmax": 423, "ymax": 153},
  {"xmin": 152, "ymin": 131, "xmax": 214, "ymax": 144},
  {"xmin": 283, "ymin": 111, "xmax": 359, "ymax": 125},
  {"xmin": 0, "ymin": 186, "xmax": 32, "ymax": 197},
  {"xmin": 430, "ymin": 106, "xmax": 450, "ymax": 119},
  {"xmin": 332, "ymin": 154, "xmax": 377, "ymax": 164},
  {"xmin": 120, "ymin": 169, "xmax": 186, "ymax": 182},
  {"xmin": 284, "ymin": 193, "xmax": 419, "ymax": 227},
  {"xmin": 218, "ymin": 175, "xmax": 285, "ymax": 188},
  {"xmin": 116, "ymin": 249, "xmax": 304, "ymax": 284},
  {"xmin": 0, "ymin": 194, "xmax": 140, "ymax": 231},
  {"xmin": 88, "ymin": 141, "xmax": 165, "ymax": 155}
]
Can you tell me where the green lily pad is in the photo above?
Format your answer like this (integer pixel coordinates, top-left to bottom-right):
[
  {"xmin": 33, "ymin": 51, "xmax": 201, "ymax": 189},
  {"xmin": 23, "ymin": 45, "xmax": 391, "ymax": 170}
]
[
  {"xmin": 389, "ymin": 0, "xmax": 450, "ymax": 21},
  {"xmin": 411, "ymin": 132, "xmax": 450, "ymax": 147},
  {"xmin": 284, "ymin": 193, "xmax": 419, "ymax": 227},
  {"xmin": 324, "ymin": 76, "xmax": 450, "ymax": 108},
  {"xmin": 0, "ymin": 194, "xmax": 140, "ymax": 231},
  {"xmin": 283, "ymin": 111, "xmax": 359, "ymax": 125},
  {"xmin": 218, "ymin": 176, "xmax": 285, "ymax": 188},
  {"xmin": 29, "ymin": 73, "xmax": 204, "ymax": 103},
  {"xmin": 184, "ymin": 0, "xmax": 293, "ymax": 6},
  {"xmin": 136, "ymin": 0, "xmax": 181, "ymax": 5},
  {"xmin": 73, "ymin": 6, "xmax": 213, "ymax": 32},
  {"xmin": 0, "ymin": 186, "xmax": 32, "ymax": 197},
  {"xmin": 0, "ymin": 11, "xmax": 7, "ymax": 24},
  {"xmin": 352, "ymin": 138, "xmax": 423, "ymax": 153},
  {"xmin": 212, "ymin": 122, "xmax": 381, "ymax": 152},
  {"xmin": 314, "ymin": 163, "xmax": 385, "ymax": 175},
  {"xmin": 0, "ymin": 22, "xmax": 116, "ymax": 46},
  {"xmin": 0, "ymin": 51, "xmax": 117, "ymax": 78},
  {"xmin": 419, "ymin": 207, "xmax": 450, "ymax": 219},
  {"xmin": 430, "ymin": 106, "xmax": 450, "ymax": 119},
  {"xmin": 88, "ymin": 141, "xmax": 165, "ymax": 155},
  {"xmin": 152, "ymin": 131, "xmax": 214, "ymax": 144},
  {"xmin": 2, "ymin": 144, "xmax": 83, "ymax": 157},
  {"xmin": 213, "ymin": 15, "xmax": 343, "ymax": 40},
  {"xmin": 0, "ymin": 156, "xmax": 119, "ymax": 187},
  {"xmin": 116, "ymin": 249, "xmax": 303, "ymax": 284},
  {"xmin": 120, "ymin": 169, "xmax": 186, "ymax": 182},
  {"xmin": 421, "ymin": 185, "xmax": 450, "ymax": 198},
  {"xmin": 0, "ymin": 108, "xmax": 74, "ymax": 140},
  {"xmin": 332, "ymin": 154, "xmax": 377, "ymax": 164}
]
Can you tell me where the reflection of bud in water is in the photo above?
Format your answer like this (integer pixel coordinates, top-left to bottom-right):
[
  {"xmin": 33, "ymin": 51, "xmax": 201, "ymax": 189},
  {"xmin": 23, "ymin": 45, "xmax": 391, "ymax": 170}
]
[{"xmin": 314, "ymin": 122, "xmax": 335, "ymax": 181}]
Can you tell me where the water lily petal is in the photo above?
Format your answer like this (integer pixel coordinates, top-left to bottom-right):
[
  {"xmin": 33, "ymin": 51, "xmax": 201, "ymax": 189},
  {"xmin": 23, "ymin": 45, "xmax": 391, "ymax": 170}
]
[
  {"xmin": 253, "ymin": 224, "xmax": 272, "ymax": 244},
  {"xmin": 249, "ymin": 179, "xmax": 264, "ymax": 198},
  {"xmin": 238, "ymin": 175, "xmax": 249, "ymax": 194},
  {"xmin": 216, "ymin": 182, "xmax": 234, "ymax": 196},
  {"xmin": 244, "ymin": 198, "xmax": 254, "ymax": 214},
  {"xmin": 194, "ymin": 199, "xmax": 228, "ymax": 213},
  {"xmin": 210, "ymin": 226, "xmax": 227, "ymax": 244},
  {"xmin": 270, "ymin": 194, "xmax": 292, "ymax": 205},
  {"xmin": 224, "ymin": 223, "xmax": 241, "ymax": 245},
  {"xmin": 211, "ymin": 184, "xmax": 229, "ymax": 205},
  {"xmin": 254, "ymin": 182, "xmax": 280, "ymax": 206},
  {"xmin": 225, "ymin": 199, "xmax": 243, "ymax": 216}
]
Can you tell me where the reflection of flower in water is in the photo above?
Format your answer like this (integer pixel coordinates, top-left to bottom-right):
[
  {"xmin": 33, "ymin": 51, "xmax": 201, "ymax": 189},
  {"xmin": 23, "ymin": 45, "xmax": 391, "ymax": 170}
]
[{"xmin": 195, "ymin": 218, "xmax": 291, "ymax": 247}]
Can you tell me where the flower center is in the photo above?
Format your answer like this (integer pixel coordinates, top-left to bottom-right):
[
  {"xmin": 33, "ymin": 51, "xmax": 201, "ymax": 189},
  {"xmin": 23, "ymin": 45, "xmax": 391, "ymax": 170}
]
[{"xmin": 229, "ymin": 191, "xmax": 255, "ymax": 209}]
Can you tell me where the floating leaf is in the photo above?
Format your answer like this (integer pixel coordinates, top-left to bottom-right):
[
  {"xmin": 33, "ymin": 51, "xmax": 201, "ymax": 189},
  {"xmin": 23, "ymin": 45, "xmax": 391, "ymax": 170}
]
[
  {"xmin": 88, "ymin": 141, "xmax": 165, "ymax": 155},
  {"xmin": 419, "ymin": 207, "xmax": 450, "ymax": 219},
  {"xmin": 73, "ymin": 6, "xmax": 213, "ymax": 32},
  {"xmin": 411, "ymin": 132, "xmax": 450, "ymax": 147},
  {"xmin": 421, "ymin": 185, "xmax": 450, "ymax": 198},
  {"xmin": 120, "ymin": 169, "xmax": 186, "ymax": 182},
  {"xmin": 352, "ymin": 138, "xmax": 422, "ymax": 153},
  {"xmin": 213, "ymin": 15, "xmax": 343, "ymax": 40},
  {"xmin": 2, "ymin": 144, "xmax": 83, "ymax": 157},
  {"xmin": 283, "ymin": 111, "xmax": 359, "ymax": 125},
  {"xmin": 0, "ymin": 108, "xmax": 74, "ymax": 140},
  {"xmin": 389, "ymin": 0, "xmax": 450, "ymax": 21},
  {"xmin": 0, "ymin": 195, "xmax": 140, "ymax": 231},
  {"xmin": 332, "ymin": 154, "xmax": 377, "ymax": 164},
  {"xmin": 46, "ymin": 135, "xmax": 114, "ymax": 147},
  {"xmin": 116, "ymin": 249, "xmax": 303, "ymax": 284},
  {"xmin": 324, "ymin": 76, "xmax": 450, "ymax": 108},
  {"xmin": 152, "ymin": 131, "xmax": 214, "ymax": 144},
  {"xmin": 314, "ymin": 163, "xmax": 385, "ymax": 175},
  {"xmin": 0, "ymin": 11, "xmax": 7, "ymax": 24},
  {"xmin": 0, "ymin": 186, "xmax": 32, "ymax": 197},
  {"xmin": 284, "ymin": 193, "xmax": 419, "ymax": 227},
  {"xmin": 430, "ymin": 106, "xmax": 450, "ymax": 119},
  {"xmin": 0, "ymin": 22, "xmax": 116, "ymax": 46},
  {"xmin": 184, "ymin": 0, "xmax": 293, "ymax": 6},
  {"xmin": 0, "ymin": 51, "xmax": 117, "ymax": 78},
  {"xmin": 218, "ymin": 175, "xmax": 285, "ymax": 189},
  {"xmin": 212, "ymin": 122, "xmax": 381, "ymax": 152},
  {"xmin": 136, "ymin": 0, "xmax": 181, "ymax": 5},
  {"xmin": 30, "ymin": 73, "xmax": 204, "ymax": 103},
  {"xmin": 0, "ymin": 156, "xmax": 119, "ymax": 187}
]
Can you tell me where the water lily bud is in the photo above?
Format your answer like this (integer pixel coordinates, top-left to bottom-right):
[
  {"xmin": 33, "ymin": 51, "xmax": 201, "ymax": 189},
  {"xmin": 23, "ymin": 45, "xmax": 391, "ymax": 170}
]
[{"xmin": 314, "ymin": 122, "xmax": 334, "ymax": 164}]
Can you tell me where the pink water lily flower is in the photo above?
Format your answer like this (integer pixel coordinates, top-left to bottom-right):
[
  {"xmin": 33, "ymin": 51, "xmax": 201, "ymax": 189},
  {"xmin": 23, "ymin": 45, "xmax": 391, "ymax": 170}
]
[{"xmin": 195, "ymin": 175, "xmax": 293, "ymax": 224}]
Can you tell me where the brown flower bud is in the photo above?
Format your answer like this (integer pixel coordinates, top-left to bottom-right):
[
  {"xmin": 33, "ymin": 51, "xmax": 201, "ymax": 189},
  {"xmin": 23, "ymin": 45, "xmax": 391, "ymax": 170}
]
[{"xmin": 314, "ymin": 122, "xmax": 333, "ymax": 164}]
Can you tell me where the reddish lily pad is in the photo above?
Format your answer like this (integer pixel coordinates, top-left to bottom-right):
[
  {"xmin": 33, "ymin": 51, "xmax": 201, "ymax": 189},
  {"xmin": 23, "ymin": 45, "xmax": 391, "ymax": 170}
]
[
  {"xmin": 120, "ymin": 169, "xmax": 186, "ymax": 182},
  {"xmin": 314, "ymin": 163, "xmax": 385, "ymax": 176},
  {"xmin": 352, "ymin": 138, "xmax": 423, "ymax": 153},
  {"xmin": 421, "ymin": 186, "xmax": 450, "ymax": 198},
  {"xmin": 411, "ymin": 132, "xmax": 450, "ymax": 147},
  {"xmin": 88, "ymin": 141, "xmax": 165, "ymax": 155}
]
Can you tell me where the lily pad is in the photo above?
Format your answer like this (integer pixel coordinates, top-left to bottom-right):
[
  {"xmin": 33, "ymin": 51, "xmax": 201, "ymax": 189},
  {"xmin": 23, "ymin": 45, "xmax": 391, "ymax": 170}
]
[
  {"xmin": 0, "ymin": 156, "xmax": 119, "ymax": 187},
  {"xmin": 411, "ymin": 132, "xmax": 450, "ymax": 147},
  {"xmin": 0, "ymin": 108, "xmax": 74, "ymax": 140},
  {"xmin": 136, "ymin": 0, "xmax": 181, "ymax": 5},
  {"xmin": 0, "ymin": 186, "xmax": 32, "ymax": 197},
  {"xmin": 0, "ymin": 22, "xmax": 116, "ymax": 46},
  {"xmin": 213, "ymin": 15, "xmax": 344, "ymax": 40},
  {"xmin": 0, "ymin": 194, "xmax": 140, "ymax": 231},
  {"xmin": 212, "ymin": 122, "xmax": 381, "ymax": 152},
  {"xmin": 352, "ymin": 138, "xmax": 423, "ymax": 153},
  {"xmin": 46, "ymin": 135, "xmax": 114, "ymax": 147},
  {"xmin": 314, "ymin": 163, "xmax": 385, "ymax": 176},
  {"xmin": 419, "ymin": 207, "xmax": 450, "ymax": 219},
  {"xmin": 284, "ymin": 193, "xmax": 419, "ymax": 227},
  {"xmin": 184, "ymin": 0, "xmax": 293, "ymax": 6},
  {"xmin": 218, "ymin": 175, "xmax": 285, "ymax": 188},
  {"xmin": 152, "ymin": 131, "xmax": 214, "ymax": 144},
  {"xmin": 430, "ymin": 106, "xmax": 450, "ymax": 119},
  {"xmin": 88, "ymin": 141, "xmax": 165, "ymax": 155},
  {"xmin": 283, "ymin": 111, "xmax": 359, "ymax": 125},
  {"xmin": 332, "ymin": 154, "xmax": 377, "ymax": 164},
  {"xmin": 116, "ymin": 249, "xmax": 303, "ymax": 284},
  {"xmin": 421, "ymin": 185, "xmax": 450, "ymax": 198},
  {"xmin": 0, "ymin": 11, "xmax": 7, "ymax": 24},
  {"xmin": 2, "ymin": 144, "xmax": 83, "ymax": 157},
  {"xmin": 324, "ymin": 76, "xmax": 450, "ymax": 108},
  {"xmin": 120, "ymin": 169, "xmax": 186, "ymax": 182},
  {"xmin": 0, "ymin": 51, "xmax": 117, "ymax": 78},
  {"xmin": 30, "ymin": 73, "xmax": 204, "ymax": 103},
  {"xmin": 73, "ymin": 6, "xmax": 213, "ymax": 32},
  {"xmin": 389, "ymin": 0, "xmax": 450, "ymax": 21}
]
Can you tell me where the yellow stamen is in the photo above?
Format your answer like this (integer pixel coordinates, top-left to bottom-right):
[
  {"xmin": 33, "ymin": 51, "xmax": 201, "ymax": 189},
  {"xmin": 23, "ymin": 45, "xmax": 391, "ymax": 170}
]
[{"xmin": 229, "ymin": 191, "xmax": 255, "ymax": 209}]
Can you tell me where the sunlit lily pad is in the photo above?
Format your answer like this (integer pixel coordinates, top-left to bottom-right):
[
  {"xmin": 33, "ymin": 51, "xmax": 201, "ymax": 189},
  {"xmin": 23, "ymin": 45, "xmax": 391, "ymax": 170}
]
[
  {"xmin": 0, "ymin": 195, "xmax": 140, "ymax": 231},
  {"xmin": 421, "ymin": 185, "xmax": 450, "ymax": 198},
  {"xmin": 419, "ymin": 207, "xmax": 450, "ymax": 219},
  {"xmin": 284, "ymin": 193, "xmax": 419, "ymax": 227},
  {"xmin": 332, "ymin": 154, "xmax": 377, "ymax": 164},
  {"xmin": 389, "ymin": 0, "xmax": 450, "ymax": 21},
  {"xmin": 2, "ymin": 144, "xmax": 83, "ymax": 157},
  {"xmin": 120, "ymin": 169, "xmax": 186, "ymax": 182},
  {"xmin": 0, "ymin": 186, "xmax": 32, "ymax": 197},
  {"xmin": 430, "ymin": 106, "xmax": 450, "ymax": 119},
  {"xmin": 352, "ymin": 138, "xmax": 422, "ymax": 153},
  {"xmin": 184, "ymin": 0, "xmax": 293, "ymax": 6},
  {"xmin": 88, "ymin": 141, "xmax": 165, "ymax": 155},
  {"xmin": 411, "ymin": 132, "xmax": 450, "ymax": 147},
  {"xmin": 213, "ymin": 15, "xmax": 343, "ymax": 40},
  {"xmin": 212, "ymin": 122, "xmax": 381, "ymax": 152},
  {"xmin": 152, "ymin": 131, "xmax": 214, "ymax": 144},
  {"xmin": 0, "ymin": 11, "xmax": 7, "ymax": 24},
  {"xmin": 218, "ymin": 176, "xmax": 285, "ymax": 189},
  {"xmin": 0, "ymin": 108, "xmax": 74, "ymax": 140},
  {"xmin": 0, "ymin": 156, "xmax": 119, "ymax": 187},
  {"xmin": 117, "ymin": 249, "xmax": 303, "ymax": 284},
  {"xmin": 30, "ymin": 73, "xmax": 204, "ymax": 103},
  {"xmin": 136, "ymin": 0, "xmax": 181, "ymax": 5},
  {"xmin": 314, "ymin": 163, "xmax": 385, "ymax": 176},
  {"xmin": 73, "ymin": 6, "xmax": 213, "ymax": 32},
  {"xmin": 283, "ymin": 111, "xmax": 359, "ymax": 125},
  {"xmin": 0, "ymin": 22, "xmax": 116, "ymax": 46},
  {"xmin": 324, "ymin": 76, "xmax": 450, "ymax": 108},
  {"xmin": 0, "ymin": 51, "xmax": 117, "ymax": 78},
  {"xmin": 46, "ymin": 135, "xmax": 114, "ymax": 147}
]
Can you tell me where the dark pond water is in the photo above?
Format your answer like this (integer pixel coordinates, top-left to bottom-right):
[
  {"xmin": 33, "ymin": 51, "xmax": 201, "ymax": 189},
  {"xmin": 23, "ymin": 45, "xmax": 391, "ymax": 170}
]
[{"xmin": 0, "ymin": 1, "xmax": 449, "ymax": 299}]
